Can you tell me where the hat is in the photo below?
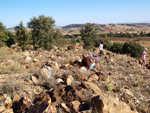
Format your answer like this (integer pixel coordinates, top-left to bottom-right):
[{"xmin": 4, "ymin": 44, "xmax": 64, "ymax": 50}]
[{"xmin": 144, "ymin": 48, "xmax": 148, "ymax": 51}]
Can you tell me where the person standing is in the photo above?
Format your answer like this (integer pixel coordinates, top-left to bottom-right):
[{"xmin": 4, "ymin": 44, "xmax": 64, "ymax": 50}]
[
  {"xmin": 99, "ymin": 41, "xmax": 104, "ymax": 56},
  {"xmin": 81, "ymin": 55, "xmax": 95, "ymax": 70},
  {"xmin": 142, "ymin": 48, "xmax": 148, "ymax": 69}
]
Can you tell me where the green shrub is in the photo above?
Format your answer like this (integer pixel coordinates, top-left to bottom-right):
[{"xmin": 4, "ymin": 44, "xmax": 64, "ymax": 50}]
[
  {"xmin": 134, "ymin": 82, "xmax": 141, "ymax": 87},
  {"xmin": 122, "ymin": 41, "xmax": 144, "ymax": 58},
  {"xmin": 103, "ymin": 40, "xmax": 112, "ymax": 50},
  {"xmin": 104, "ymin": 84, "xmax": 110, "ymax": 91},
  {"xmin": 110, "ymin": 42, "xmax": 123, "ymax": 53}
]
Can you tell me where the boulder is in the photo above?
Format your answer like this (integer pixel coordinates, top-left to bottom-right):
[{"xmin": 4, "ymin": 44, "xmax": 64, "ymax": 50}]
[
  {"xmin": 4, "ymin": 96, "xmax": 12, "ymax": 104},
  {"xmin": 41, "ymin": 66, "xmax": 52, "ymax": 78},
  {"xmin": 33, "ymin": 58, "xmax": 40, "ymax": 63},
  {"xmin": 13, "ymin": 94, "xmax": 20, "ymax": 102},
  {"xmin": 0, "ymin": 106, "xmax": 5, "ymax": 112},
  {"xmin": 24, "ymin": 56, "xmax": 32, "ymax": 61},
  {"xmin": 56, "ymin": 78, "xmax": 64, "ymax": 84},
  {"xmin": 22, "ymin": 51, "xmax": 30, "ymax": 56},
  {"xmin": 50, "ymin": 85, "xmax": 84, "ymax": 106},
  {"xmin": 31, "ymin": 76, "xmax": 39, "ymax": 84},
  {"xmin": 70, "ymin": 101, "xmax": 81, "ymax": 112},
  {"xmin": 28, "ymin": 92, "xmax": 57, "ymax": 113},
  {"xmin": 63, "ymin": 75, "xmax": 74, "ymax": 85},
  {"xmin": 92, "ymin": 94, "xmax": 136, "ymax": 113},
  {"xmin": 81, "ymin": 81, "xmax": 101, "ymax": 95},
  {"xmin": 60, "ymin": 103, "xmax": 70, "ymax": 112},
  {"xmin": 88, "ymin": 74, "xmax": 99, "ymax": 82},
  {"xmin": 15, "ymin": 97, "xmax": 32, "ymax": 113}
]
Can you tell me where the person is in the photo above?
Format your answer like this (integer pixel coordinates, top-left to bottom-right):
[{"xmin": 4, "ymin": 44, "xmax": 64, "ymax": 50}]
[
  {"xmin": 99, "ymin": 41, "xmax": 104, "ymax": 56},
  {"xmin": 142, "ymin": 48, "xmax": 148, "ymax": 69},
  {"xmin": 89, "ymin": 53, "xmax": 98, "ymax": 58},
  {"xmin": 81, "ymin": 54, "xmax": 95, "ymax": 70}
]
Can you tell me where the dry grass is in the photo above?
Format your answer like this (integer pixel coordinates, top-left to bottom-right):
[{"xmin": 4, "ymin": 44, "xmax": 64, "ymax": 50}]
[
  {"xmin": 0, "ymin": 62, "xmax": 22, "ymax": 74},
  {"xmin": 0, "ymin": 80, "xmax": 22, "ymax": 95}
]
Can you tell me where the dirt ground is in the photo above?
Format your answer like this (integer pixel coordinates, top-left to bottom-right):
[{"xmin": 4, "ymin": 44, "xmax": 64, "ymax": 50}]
[{"xmin": 100, "ymin": 37, "xmax": 150, "ymax": 63}]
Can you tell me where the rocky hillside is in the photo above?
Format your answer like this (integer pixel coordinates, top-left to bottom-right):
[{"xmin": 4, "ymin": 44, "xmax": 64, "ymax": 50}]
[{"xmin": 0, "ymin": 44, "xmax": 150, "ymax": 113}]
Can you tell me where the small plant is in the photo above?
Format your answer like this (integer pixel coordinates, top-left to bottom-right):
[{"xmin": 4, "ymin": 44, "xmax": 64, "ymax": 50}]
[
  {"xmin": 104, "ymin": 84, "xmax": 110, "ymax": 91},
  {"xmin": 134, "ymin": 82, "xmax": 141, "ymax": 87}
]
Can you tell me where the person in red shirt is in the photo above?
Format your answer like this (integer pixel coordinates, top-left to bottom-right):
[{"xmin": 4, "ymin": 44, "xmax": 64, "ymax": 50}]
[{"xmin": 81, "ymin": 55, "xmax": 95, "ymax": 69}]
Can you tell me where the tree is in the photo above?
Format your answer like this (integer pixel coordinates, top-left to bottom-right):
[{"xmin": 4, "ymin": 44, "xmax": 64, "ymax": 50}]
[
  {"xmin": 28, "ymin": 15, "xmax": 55, "ymax": 50},
  {"xmin": 110, "ymin": 42, "xmax": 123, "ymax": 53},
  {"xmin": 0, "ymin": 22, "xmax": 6, "ymax": 32},
  {"xmin": 80, "ymin": 23, "xmax": 98, "ymax": 49},
  {"xmin": 122, "ymin": 41, "xmax": 143, "ymax": 58},
  {"xmin": 53, "ymin": 29, "xmax": 63, "ymax": 46},
  {"xmin": 0, "ymin": 22, "xmax": 7, "ymax": 47},
  {"xmin": 14, "ymin": 21, "xmax": 30, "ymax": 51}
]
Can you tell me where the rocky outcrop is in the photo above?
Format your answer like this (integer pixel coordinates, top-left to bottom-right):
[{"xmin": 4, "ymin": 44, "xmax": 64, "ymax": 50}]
[
  {"xmin": 92, "ymin": 94, "xmax": 136, "ymax": 113},
  {"xmin": 50, "ymin": 85, "xmax": 85, "ymax": 106},
  {"xmin": 28, "ymin": 92, "xmax": 56, "ymax": 113}
]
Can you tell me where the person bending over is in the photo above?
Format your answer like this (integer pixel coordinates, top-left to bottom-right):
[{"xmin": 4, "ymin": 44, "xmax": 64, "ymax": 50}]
[{"xmin": 81, "ymin": 54, "xmax": 95, "ymax": 70}]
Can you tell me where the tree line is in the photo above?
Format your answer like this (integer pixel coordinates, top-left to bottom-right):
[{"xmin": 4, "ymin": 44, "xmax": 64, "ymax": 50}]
[{"xmin": 0, "ymin": 16, "xmax": 145, "ymax": 58}]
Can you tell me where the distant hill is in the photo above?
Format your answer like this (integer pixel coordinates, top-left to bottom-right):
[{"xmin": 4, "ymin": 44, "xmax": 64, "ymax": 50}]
[{"xmin": 7, "ymin": 23, "xmax": 150, "ymax": 35}]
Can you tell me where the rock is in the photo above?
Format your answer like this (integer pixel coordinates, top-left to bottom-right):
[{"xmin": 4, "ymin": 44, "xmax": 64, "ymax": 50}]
[
  {"xmin": 22, "ymin": 51, "xmax": 30, "ymax": 56},
  {"xmin": 31, "ymin": 76, "xmax": 39, "ymax": 84},
  {"xmin": 0, "ymin": 106, "xmax": 5, "ymax": 112},
  {"xmin": 74, "ymin": 73, "xmax": 87, "ymax": 81},
  {"xmin": 92, "ymin": 94, "xmax": 136, "ymax": 113},
  {"xmin": 4, "ymin": 97, "xmax": 12, "ymax": 104},
  {"xmin": 81, "ymin": 81, "xmax": 101, "ymax": 95},
  {"xmin": 24, "ymin": 78, "xmax": 33, "ymax": 84},
  {"xmin": 63, "ymin": 75, "xmax": 74, "ymax": 85},
  {"xmin": 13, "ymin": 94, "xmax": 20, "ymax": 102},
  {"xmin": 70, "ymin": 101, "xmax": 81, "ymax": 112},
  {"xmin": 15, "ymin": 97, "xmax": 32, "ymax": 113},
  {"xmin": 67, "ymin": 45, "xmax": 76, "ymax": 50},
  {"xmin": 2, "ymin": 108, "xmax": 13, "ymax": 113},
  {"xmin": 88, "ymin": 74, "xmax": 99, "ymax": 82},
  {"xmin": 5, "ymin": 103, "xmax": 12, "ymax": 109},
  {"xmin": 60, "ymin": 103, "xmax": 70, "ymax": 112},
  {"xmin": 41, "ymin": 66, "xmax": 52, "ymax": 78},
  {"xmin": 56, "ymin": 78, "xmax": 64, "ymax": 84},
  {"xmin": 50, "ymin": 85, "xmax": 84, "ymax": 106},
  {"xmin": 28, "ymin": 92, "xmax": 57, "ymax": 113},
  {"xmin": 124, "ymin": 89, "xmax": 134, "ymax": 97},
  {"xmin": 24, "ymin": 56, "xmax": 32, "ymax": 61},
  {"xmin": 33, "ymin": 58, "xmax": 40, "ymax": 62}
]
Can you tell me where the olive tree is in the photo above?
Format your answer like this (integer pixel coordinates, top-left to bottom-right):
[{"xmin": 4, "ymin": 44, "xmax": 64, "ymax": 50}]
[{"xmin": 27, "ymin": 15, "xmax": 55, "ymax": 50}]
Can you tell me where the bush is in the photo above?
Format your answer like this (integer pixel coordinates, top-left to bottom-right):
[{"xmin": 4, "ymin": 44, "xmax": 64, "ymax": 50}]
[
  {"xmin": 122, "ymin": 41, "xmax": 144, "ymax": 58},
  {"xmin": 110, "ymin": 42, "xmax": 123, "ymax": 53},
  {"xmin": 103, "ymin": 40, "xmax": 112, "ymax": 50},
  {"xmin": 104, "ymin": 84, "xmax": 110, "ymax": 91}
]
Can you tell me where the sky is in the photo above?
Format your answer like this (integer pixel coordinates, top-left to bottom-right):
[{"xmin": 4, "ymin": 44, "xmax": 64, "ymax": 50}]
[{"xmin": 0, "ymin": 0, "xmax": 150, "ymax": 28}]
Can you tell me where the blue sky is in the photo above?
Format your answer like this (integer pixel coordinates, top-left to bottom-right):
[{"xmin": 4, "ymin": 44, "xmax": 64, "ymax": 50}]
[{"xmin": 0, "ymin": 0, "xmax": 150, "ymax": 28}]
